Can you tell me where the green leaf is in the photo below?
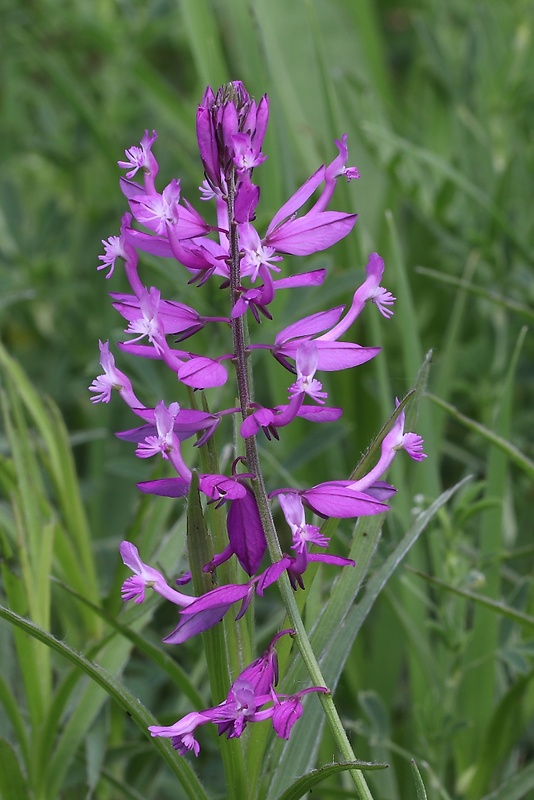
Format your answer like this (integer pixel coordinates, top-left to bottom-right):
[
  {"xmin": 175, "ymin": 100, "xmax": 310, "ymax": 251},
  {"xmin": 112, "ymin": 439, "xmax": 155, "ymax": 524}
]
[
  {"xmin": 267, "ymin": 478, "xmax": 470, "ymax": 798},
  {"xmin": 54, "ymin": 579, "xmax": 205, "ymax": 708},
  {"xmin": 0, "ymin": 739, "xmax": 28, "ymax": 800},
  {"xmin": 0, "ymin": 604, "xmax": 210, "ymax": 800},
  {"xmin": 410, "ymin": 571, "xmax": 534, "ymax": 632},
  {"xmin": 0, "ymin": 671, "xmax": 29, "ymax": 767},
  {"xmin": 180, "ymin": 0, "xmax": 228, "ymax": 88},
  {"xmin": 361, "ymin": 123, "xmax": 533, "ymax": 266},
  {"xmin": 411, "ymin": 760, "xmax": 428, "ymax": 800},
  {"xmin": 416, "ymin": 267, "xmax": 534, "ymax": 324},
  {"xmin": 481, "ymin": 761, "xmax": 534, "ymax": 800},
  {"xmin": 275, "ymin": 760, "xmax": 387, "ymax": 800},
  {"xmin": 426, "ymin": 390, "xmax": 534, "ymax": 480}
]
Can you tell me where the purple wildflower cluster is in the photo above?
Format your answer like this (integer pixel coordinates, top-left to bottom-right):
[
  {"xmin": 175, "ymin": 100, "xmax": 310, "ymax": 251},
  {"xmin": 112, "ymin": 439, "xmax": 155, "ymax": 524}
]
[
  {"xmin": 91, "ymin": 82, "xmax": 425, "ymax": 754},
  {"xmin": 148, "ymin": 629, "xmax": 327, "ymax": 756}
]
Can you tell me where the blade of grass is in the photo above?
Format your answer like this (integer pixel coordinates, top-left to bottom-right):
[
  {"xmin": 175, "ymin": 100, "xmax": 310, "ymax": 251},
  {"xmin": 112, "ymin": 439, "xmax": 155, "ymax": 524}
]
[
  {"xmin": 275, "ymin": 760, "xmax": 388, "ymax": 800},
  {"xmin": 416, "ymin": 266, "xmax": 534, "ymax": 324},
  {"xmin": 425, "ymin": 392, "xmax": 534, "ymax": 480},
  {"xmin": 180, "ymin": 0, "xmax": 229, "ymax": 89},
  {"xmin": 0, "ymin": 604, "xmax": 211, "ymax": 800},
  {"xmin": 362, "ymin": 124, "xmax": 534, "ymax": 266},
  {"xmin": 266, "ymin": 478, "xmax": 469, "ymax": 799},
  {"xmin": 454, "ymin": 327, "xmax": 526, "ymax": 792},
  {"xmin": 411, "ymin": 760, "xmax": 428, "ymax": 800},
  {"xmin": 481, "ymin": 761, "xmax": 534, "ymax": 800}
]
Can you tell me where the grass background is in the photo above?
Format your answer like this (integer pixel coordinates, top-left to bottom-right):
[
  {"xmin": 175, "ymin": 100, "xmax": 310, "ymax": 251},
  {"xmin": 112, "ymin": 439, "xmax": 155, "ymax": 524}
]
[{"xmin": 1, "ymin": 0, "xmax": 533, "ymax": 798}]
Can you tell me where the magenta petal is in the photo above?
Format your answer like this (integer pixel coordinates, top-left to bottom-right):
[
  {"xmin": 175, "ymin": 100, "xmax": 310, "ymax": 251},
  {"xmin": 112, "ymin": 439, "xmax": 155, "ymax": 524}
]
[
  {"xmin": 256, "ymin": 558, "xmax": 292, "ymax": 595},
  {"xmin": 177, "ymin": 357, "xmax": 227, "ymax": 389},
  {"xmin": 278, "ymin": 341, "xmax": 381, "ymax": 371},
  {"xmin": 234, "ymin": 175, "xmax": 260, "ymax": 223},
  {"xmin": 364, "ymin": 480, "xmax": 398, "ymax": 501},
  {"xmin": 137, "ymin": 478, "xmax": 190, "ymax": 497},
  {"xmin": 296, "ymin": 406, "xmax": 342, "ymax": 423},
  {"xmin": 117, "ymin": 341, "xmax": 163, "ymax": 359},
  {"xmin": 253, "ymin": 94, "xmax": 269, "ymax": 148},
  {"xmin": 164, "ymin": 584, "xmax": 252, "ymax": 643},
  {"xmin": 301, "ymin": 483, "xmax": 388, "ymax": 518},
  {"xmin": 164, "ymin": 606, "xmax": 228, "ymax": 643},
  {"xmin": 272, "ymin": 696, "xmax": 303, "ymax": 739},
  {"xmin": 266, "ymin": 211, "xmax": 357, "ymax": 256},
  {"xmin": 307, "ymin": 553, "xmax": 355, "ymax": 568},
  {"xmin": 116, "ymin": 423, "xmax": 158, "ymax": 443},
  {"xmin": 240, "ymin": 414, "xmax": 261, "ymax": 438},
  {"xmin": 176, "ymin": 199, "xmax": 212, "ymax": 238},
  {"xmin": 196, "ymin": 106, "xmax": 219, "ymax": 185},
  {"xmin": 314, "ymin": 342, "xmax": 380, "ymax": 371},
  {"xmin": 120, "ymin": 176, "xmax": 144, "ymax": 200},
  {"xmin": 125, "ymin": 228, "xmax": 174, "ymax": 258},
  {"xmin": 180, "ymin": 583, "xmax": 251, "ymax": 615},
  {"xmin": 200, "ymin": 474, "xmax": 247, "ymax": 502},
  {"xmin": 111, "ymin": 292, "xmax": 203, "ymax": 336},
  {"xmin": 227, "ymin": 492, "xmax": 266, "ymax": 576},
  {"xmin": 234, "ymin": 585, "xmax": 255, "ymax": 620},
  {"xmin": 117, "ymin": 410, "xmax": 218, "ymax": 443},
  {"xmin": 265, "ymin": 166, "xmax": 325, "ymax": 236},
  {"xmin": 275, "ymin": 307, "xmax": 344, "ymax": 345},
  {"xmin": 273, "ymin": 269, "xmax": 326, "ymax": 290}
]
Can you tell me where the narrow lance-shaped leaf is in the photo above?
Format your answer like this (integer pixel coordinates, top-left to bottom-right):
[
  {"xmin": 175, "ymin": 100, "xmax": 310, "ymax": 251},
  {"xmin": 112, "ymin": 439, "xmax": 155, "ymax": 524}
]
[{"xmin": 0, "ymin": 604, "xmax": 210, "ymax": 800}]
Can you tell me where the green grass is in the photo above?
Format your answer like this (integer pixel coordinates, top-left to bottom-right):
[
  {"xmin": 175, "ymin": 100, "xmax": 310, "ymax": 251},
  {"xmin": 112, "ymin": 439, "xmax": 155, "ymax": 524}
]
[{"xmin": 1, "ymin": 0, "xmax": 533, "ymax": 798}]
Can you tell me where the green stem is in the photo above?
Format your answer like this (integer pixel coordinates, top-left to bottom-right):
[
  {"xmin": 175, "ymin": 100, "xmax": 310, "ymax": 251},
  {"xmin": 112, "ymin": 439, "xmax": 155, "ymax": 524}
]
[
  {"xmin": 226, "ymin": 170, "xmax": 375, "ymax": 800},
  {"xmin": 249, "ymin": 442, "xmax": 374, "ymax": 800}
]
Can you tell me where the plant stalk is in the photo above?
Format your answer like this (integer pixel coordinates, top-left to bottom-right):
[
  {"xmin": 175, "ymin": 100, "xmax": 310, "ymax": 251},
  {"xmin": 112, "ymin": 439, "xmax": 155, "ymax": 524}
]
[{"xmin": 226, "ymin": 171, "xmax": 375, "ymax": 800}]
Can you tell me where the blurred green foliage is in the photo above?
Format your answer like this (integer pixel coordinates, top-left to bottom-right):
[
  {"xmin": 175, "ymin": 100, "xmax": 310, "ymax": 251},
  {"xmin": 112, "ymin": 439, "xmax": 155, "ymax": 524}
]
[{"xmin": 1, "ymin": 0, "xmax": 533, "ymax": 798}]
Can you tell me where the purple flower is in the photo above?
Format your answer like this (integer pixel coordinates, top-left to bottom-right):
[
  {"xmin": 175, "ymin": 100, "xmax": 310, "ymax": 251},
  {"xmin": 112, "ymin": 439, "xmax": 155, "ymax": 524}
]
[
  {"xmin": 98, "ymin": 214, "xmax": 135, "ymax": 279},
  {"xmin": 347, "ymin": 403, "xmax": 427, "ymax": 493},
  {"xmin": 262, "ymin": 156, "xmax": 357, "ymax": 257},
  {"xmin": 271, "ymin": 686, "xmax": 329, "ymax": 740},
  {"xmin": 237, "ymin": 629, "xmax": 293, "ymax": 694},
  {"xmin": 209, "ymin": 678, "xmax": 274, "ymax": 739},
  {"xmin": 240, "ymin": 341, "xmax": 340, "ymax": 440},
  {"xmin": 316, "ymin": 253, "xmax": 395, "ymax": 341},
  {"xmin": 129, "ymin": 179, "xmax": 181, "ymax": 235},
  {"xmin": 115, "ymin": 406, "xmax": 223, "ymax": 447},
  {"xmin": 163, "ymin": 582, "xmax": 255, "ymax": 644},
  {"xmin": 111, "ymin": 290, "xmax": 228, "ymax": 342},
  {"xmin": 314, "ymin": 134, "xmax": 360, "ymax": 213},
  {"xmin": 119, "ymin": 541, "xmax": 194, "ymax": 607},
  {"xmin": 135, "ymin": 400, "xmax": 181, "ymax": 460},
  {"xmin": 91, "ymin": 87, "xmax": 428, "ymax": 760},
  {"xmin": 256, "ymin": 549, "xmax": 355, "ymax": 594},
  {"xmin": 118, "ymin": 286, "xmax": 166, "ymax": 351},
  {"xmin": 225, "ymin": 488, "xmax": 267, "ymax": 575},
  {"xmin": 278, "ymin": 492, "xmax": 330, "ymax": 553},
  {"xmin": 148, "ymin": 710, "xmax": 209, "ymax": 756},
  {"xmin": 118, "ymin": 130, "xmax": 159, "ymax": 192},
  {"xmin": 149, "ymin": 630, "xmax": 326, "ymax": 754},
  {"xmin": 240, "ymin": 401, "xmax": 342, "ymax": 440},
  {"xmin": 288, "ymin": 341, "xmax": 328, "ymax": 404},
  {"xmin": 238, "ymin": 222, "xmax": 283, "ymax": 282},
  {"xmin": 268, "ymin": 305, "xmax": 381, "ymax": 373},
  {"xmin": 232, "ymin": 132, "xmax": 268, "ymax": 172},
  {"xmin": 271, "ymin": 484, "xmax": 389, "ymax": 519},
  {"xmin": 88, "ymin": 340, "xmax": 141, "ymax": 409},
  {"xmin": 196, "ymin": 82, "xmax": 269, "ymax": 193}
]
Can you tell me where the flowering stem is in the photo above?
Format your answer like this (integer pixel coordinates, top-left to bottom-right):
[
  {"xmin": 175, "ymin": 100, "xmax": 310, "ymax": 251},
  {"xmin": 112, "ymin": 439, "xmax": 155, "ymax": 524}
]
[
  {"xmin": 253, "ymin": 455, "xmax": 374, "ymax": 800},
  {"xmin": 226, "ymin": 175, "xmax": 375, "ymax": 800}
]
